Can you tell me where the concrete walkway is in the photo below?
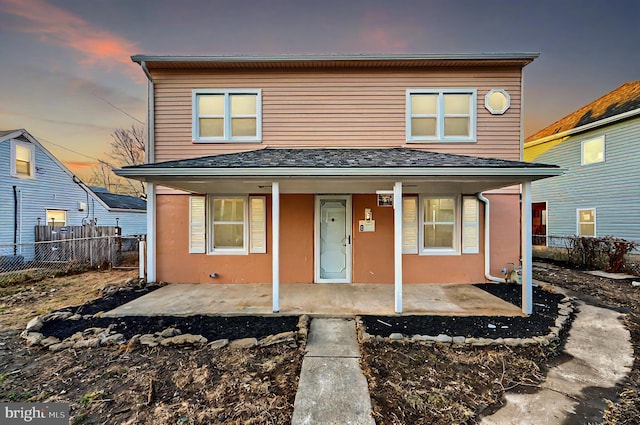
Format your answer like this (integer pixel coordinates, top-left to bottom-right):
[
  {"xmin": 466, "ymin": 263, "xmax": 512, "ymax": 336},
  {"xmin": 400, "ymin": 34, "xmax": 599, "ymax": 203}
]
[
  {"xmin": 481, "ymin": 298, "xmax": 634, "ymax": 424},
  {"xmin": 292, "ymin": 318, "xmax": 375, "ymax": 425}
]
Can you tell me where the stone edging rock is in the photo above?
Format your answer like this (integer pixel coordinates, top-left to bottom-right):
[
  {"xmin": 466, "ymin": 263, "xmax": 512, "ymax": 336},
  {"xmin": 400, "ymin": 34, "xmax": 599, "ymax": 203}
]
[
  {"xmin": 22, "ymin": 313, "xmax": 311, "ymax": 352},
  {"xmin": 356, "ymin": 296, "xmax": 576, "ymax": 347}
]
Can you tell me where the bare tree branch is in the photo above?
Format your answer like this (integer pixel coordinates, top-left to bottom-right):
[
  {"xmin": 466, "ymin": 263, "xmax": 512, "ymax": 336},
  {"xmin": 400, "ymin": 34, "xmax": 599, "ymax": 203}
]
[{"xmin": 87, "ymin": 125, "xmax": 146, "ymax": 197}]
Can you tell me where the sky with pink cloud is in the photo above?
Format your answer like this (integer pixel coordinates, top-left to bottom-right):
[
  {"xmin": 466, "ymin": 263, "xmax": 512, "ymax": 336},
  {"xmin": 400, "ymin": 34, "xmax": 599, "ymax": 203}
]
[{"xmin": 1, "ymin": 0, "xmax": 638, "ymax": 178}]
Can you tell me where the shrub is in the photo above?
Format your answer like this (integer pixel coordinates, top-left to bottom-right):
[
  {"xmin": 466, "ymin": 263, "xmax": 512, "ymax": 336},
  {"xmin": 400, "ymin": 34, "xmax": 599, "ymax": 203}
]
[{"xmin": 564, "ymin": 235, "xmax": 637, "ymax": 272}]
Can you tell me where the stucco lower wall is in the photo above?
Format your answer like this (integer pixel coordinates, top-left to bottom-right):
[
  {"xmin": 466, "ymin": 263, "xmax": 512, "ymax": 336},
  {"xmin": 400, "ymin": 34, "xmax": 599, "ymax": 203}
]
[
  {"xmin": 485, "ymin": 193, "xmax": 521, "ymax": 277},
  {"xmin": 155, "ymin": 192, "xmax": 521, "ymax": 284},
  {"xmin": 156, "ymin": 194, "xmax": 272, "ymax": 283}
]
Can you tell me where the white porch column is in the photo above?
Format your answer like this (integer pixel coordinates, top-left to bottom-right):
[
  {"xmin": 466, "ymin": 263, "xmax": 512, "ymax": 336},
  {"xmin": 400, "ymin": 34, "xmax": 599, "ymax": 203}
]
[
  {"xmin": 394, "ymin": 181, "xmax": 403, "ymax": 313},
  {"xmin": 146, "ymin": 182, "xmax": 156, "ymax": 283},
  {"xmin": 272, "ymin": 182, "xmax": 280, "ymax": 313},
  {"xmin": 521, "ymin": 181, "xmax": 533, "ymax": 314}
]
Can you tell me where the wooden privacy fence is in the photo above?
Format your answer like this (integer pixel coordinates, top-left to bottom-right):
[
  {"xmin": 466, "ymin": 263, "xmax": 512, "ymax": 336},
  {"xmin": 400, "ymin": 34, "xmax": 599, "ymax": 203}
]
[{"xmin": 34, "ymin": 225, "xmax": 118, "ymax": 265}]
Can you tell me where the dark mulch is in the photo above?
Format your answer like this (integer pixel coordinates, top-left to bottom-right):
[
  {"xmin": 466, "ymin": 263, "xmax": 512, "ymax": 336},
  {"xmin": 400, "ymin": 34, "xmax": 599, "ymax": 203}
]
[
  {"xmin": 38, "ymin": 282, "xmax": 300, "ymax": 341},
  {"xmin": 40, "ymin": 315, "xmax": 300, "ymax": 341},
  {"xmin": 60, "ymin": 283, "xmax": 163, "ymax": 316},
  {"xmin": 361, "ymin": 283, "xmax": 565, "ymax": 339}
]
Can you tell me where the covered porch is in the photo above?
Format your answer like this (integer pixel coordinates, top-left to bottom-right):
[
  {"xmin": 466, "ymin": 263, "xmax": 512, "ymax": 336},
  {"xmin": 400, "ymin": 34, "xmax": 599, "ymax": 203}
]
[
  {"xmin": 104, "ymin": 282, "xmax": 525, "ymax": 317},
  {"xmin": 116, "ymin": 148, "xmax": 562, "ymax": 316}
]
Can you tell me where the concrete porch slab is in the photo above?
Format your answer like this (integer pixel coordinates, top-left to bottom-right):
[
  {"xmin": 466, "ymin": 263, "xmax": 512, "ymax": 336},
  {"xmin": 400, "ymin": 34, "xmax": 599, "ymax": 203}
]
[{"xmin": 104, "ymin": 283, "xmax": 524, "ymax": 317}]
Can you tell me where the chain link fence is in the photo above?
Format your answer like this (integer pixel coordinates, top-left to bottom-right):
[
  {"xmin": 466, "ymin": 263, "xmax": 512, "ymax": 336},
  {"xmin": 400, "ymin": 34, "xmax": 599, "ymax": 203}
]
[{"xmin": 0, "ymin": 235, "xmax": 143, "ymax": 285}]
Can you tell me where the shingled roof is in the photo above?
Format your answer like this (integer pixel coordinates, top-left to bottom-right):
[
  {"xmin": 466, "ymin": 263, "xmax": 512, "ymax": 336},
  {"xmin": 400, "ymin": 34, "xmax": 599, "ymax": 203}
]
[
  {"xmin": 87, "ymin": 186, "xmax": 146, "ymax": 210},
  {"xmin": 526, "ymin": 81, "xmax": 640, "ymax": 142},
  {"xmin": 124, "ymin": 148, "xmax": 556, "ymax": 170}
]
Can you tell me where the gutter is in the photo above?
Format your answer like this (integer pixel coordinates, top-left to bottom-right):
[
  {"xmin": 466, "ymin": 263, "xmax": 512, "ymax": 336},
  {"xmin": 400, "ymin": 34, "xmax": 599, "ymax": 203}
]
[
  {"xmin": 131, "ymin": 52, "xmax": 540, "ymax": 64},
  {"xmin": 525, "ymin": 107, "xmax": 640, "ymax": 148},
  {"xmin": 477, "ymin": 193, "xmax": 505, "ymax": 283}
]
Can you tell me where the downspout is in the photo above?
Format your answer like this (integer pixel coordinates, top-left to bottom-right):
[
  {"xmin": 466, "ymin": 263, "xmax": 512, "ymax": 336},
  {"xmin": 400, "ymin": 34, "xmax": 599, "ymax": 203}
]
[
  {"xmin": 477, "ymin": 193, "xmax": 505, "ymax": 283},
  {"xmin": 12, "ymin": 186, "xmax": 18, "ymax": 255}
]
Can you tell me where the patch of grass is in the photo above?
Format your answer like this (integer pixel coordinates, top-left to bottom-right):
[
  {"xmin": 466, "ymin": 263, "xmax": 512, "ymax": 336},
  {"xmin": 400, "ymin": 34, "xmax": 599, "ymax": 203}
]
[
  {"xmin": 71, "ymin": 413, "xmax": 88, "ymax": 425},
  {"xmin": 80, "ymin": 390, "xmax": 105, "ymax": 406},
  {"xmin": 1, "ymin": 390, "xmax": 33, "ymax": 401}
]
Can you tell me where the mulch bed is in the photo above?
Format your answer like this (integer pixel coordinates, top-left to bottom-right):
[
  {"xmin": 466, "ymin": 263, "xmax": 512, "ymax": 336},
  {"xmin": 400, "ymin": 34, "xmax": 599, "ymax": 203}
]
[
  {"xmin": 38, "ymin": 283, "xmax": 299, "ymax": 341},
  {"xmin": 40, "ymin": 315, "xmax": 300, "ymax": 341},
  {"xmin": 361, "ymin": 283, "xmax": 565, "ymax": 339}
]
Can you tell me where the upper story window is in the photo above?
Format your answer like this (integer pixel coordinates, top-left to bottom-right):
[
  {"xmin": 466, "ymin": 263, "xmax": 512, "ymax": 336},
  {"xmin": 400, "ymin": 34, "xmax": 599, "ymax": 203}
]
[
  {"xmin": 11, "ymin": 140, "xmax": 35, "ymax": 178},
  {"xmin": 581, "ymin": 136, "xmax": 605, "ymax": 165},
  {"xmin": 192, "ymin": 89, "xmax": 262, "ymax": 142},
  {"xmin": 484, "ymin": 89, "xmax": 510, "ymax": 115},
  {"xmin": 407, "ymin": 89, "xmax": 476, "ymax": 142}
]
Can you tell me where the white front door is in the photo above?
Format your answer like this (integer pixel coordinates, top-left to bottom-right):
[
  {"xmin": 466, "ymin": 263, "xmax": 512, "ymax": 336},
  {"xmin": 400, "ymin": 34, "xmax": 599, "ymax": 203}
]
[{"xmin": 315, "ymin": 195, "xmax": 352, "ymax": 283}]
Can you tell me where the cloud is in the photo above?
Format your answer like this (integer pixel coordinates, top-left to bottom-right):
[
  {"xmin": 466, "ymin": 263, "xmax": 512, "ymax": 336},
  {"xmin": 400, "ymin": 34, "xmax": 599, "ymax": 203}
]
[
  {"xmin": 355, "ymin": 8, "xmax": 418, "ymax": 52},
  {"xmin": 0, "ymin": 0, "xmax": 139, "ymax": 78},
  {"xmin": 0, "ymin": 108, "xmax": 113, "ymax": 131}
]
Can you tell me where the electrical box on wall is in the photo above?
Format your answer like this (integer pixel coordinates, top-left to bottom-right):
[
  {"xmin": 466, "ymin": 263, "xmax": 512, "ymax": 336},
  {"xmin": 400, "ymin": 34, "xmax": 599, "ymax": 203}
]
[
  {"xmin": 359, "ymin": 220, "xmax": 375, "ymax": 232},
  {"xmin": 78, "ymin": 202, "xmax": 86, "ymax": 211}
]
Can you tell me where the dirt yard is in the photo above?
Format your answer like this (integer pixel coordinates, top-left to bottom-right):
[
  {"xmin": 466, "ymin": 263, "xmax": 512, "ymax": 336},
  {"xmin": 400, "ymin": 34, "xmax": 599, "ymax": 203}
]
[
  {"xmin": 1, "ymin": 263, "xmax": 638, "ymax": 424},
  {"xmin": 0, "ymin": 270, "xmax": 304, "ymax": 424}
]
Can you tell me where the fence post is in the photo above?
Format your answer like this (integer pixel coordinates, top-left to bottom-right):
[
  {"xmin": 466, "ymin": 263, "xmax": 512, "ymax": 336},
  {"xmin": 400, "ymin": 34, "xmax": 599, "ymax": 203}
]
[{"xmin": 139, "ymin": 239, "xmax": 146, "ymax": 279}]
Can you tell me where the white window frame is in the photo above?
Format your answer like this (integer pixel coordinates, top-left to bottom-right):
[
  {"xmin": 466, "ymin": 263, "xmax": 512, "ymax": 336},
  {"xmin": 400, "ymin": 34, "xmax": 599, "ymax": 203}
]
[
  {"xmin": 208, "ymin": 195, "xmax": 249, "ymax": 255},
  {"xmin": 11, "ymin": 140, "xmax": 35, "ymax": 178},
  {"xmin": 484, "ymin": 89, "xmax": 510, "ymax": 115},
  {"xmin": 45, "ymin": 209, "xmax": 67, "ymax": 226},
  {"xmin": 577, "ymin": 208, "xmax": 596, "ymax": 237},
  {"xmin": 581, "ymin": 135, "xmax": 605, "ymax": 165},
  {"xmin": 192, "ymin": 89, "xmax": 262, "ymax": 143},
  {"xmin": 419, "ymin": 195, "xmax": 460, "ymax": 256},
  {"xmin": 406, "ymin": 89, "xmax": 477, "ymax": 143}
]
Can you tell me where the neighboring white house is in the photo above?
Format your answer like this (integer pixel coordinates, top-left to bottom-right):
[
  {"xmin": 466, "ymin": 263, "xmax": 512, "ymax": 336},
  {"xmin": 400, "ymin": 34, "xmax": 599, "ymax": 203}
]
[{"xmin": 0, "ymin": 129, "xmax": 146, "ymax": 261}]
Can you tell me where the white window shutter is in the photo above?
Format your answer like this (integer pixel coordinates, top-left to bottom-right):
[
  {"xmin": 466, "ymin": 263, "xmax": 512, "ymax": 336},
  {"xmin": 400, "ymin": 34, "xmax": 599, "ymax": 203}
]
[
  {"xmin": 189, "ymin": 196, "xmax": 206, "ymax": 253},
  {"xmin": 250, "ymin": 196, "xmax": 267, "ymax": 253},
  {"xmin": 402, "ymin": 197, "xmax": 418, "ymax": 254},
  {"xmin": 462, "ymin": 197, "xmax": 479, "ymax": 254}
]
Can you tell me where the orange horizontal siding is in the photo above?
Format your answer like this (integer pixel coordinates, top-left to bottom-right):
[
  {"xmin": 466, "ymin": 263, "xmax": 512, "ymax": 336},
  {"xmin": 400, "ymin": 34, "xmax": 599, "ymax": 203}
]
[{"xmin": 151, "ymin": 68, "xmax": 523, "ymax": 162}]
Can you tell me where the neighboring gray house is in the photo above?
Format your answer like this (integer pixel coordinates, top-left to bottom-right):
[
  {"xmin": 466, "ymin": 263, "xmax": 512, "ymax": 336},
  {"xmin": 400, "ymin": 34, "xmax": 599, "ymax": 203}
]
[
  {"xmin": 524, "ymin": 81, "xmax": 640, "ymax": 244},
  {"xmin": 0, "ymin": 129, "xmax": 146, "ymax": 260}
]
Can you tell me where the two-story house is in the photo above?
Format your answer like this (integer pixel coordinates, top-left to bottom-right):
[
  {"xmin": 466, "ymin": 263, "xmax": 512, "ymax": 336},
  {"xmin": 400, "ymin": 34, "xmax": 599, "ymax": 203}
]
[
  {"xmin": 116, "ymin": 54, "xmax": 561, "ymax": 314},
  {"xmin": 524, "ymin": 81, "xmax": 640, "ymax": 245},
  {"xmin": 0, "ymin": 129, "xmax": 147, "ymax": 262}
]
